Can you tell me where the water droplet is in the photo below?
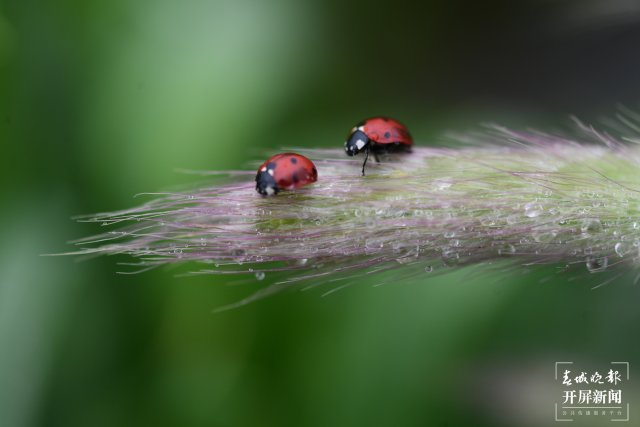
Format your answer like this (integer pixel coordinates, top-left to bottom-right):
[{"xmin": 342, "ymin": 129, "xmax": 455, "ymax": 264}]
[
  {"xmin": 581, "ymin": 218, "xmax": 602, "ymax": 235},
  {"xmin": 424, "ymin": 266, "xmax": 433, "ymax": 273},
  {"xmin": 506, "ymin": 215, "xmax": 519, "ymax": 225},
  {"xmin": 615, "ymin": 242, "xmax": 631, "ymax": 257},
  {"xmin": 524, "ymin": 202, "xmax": 543, "ymax": 218},
  {"xmin": 586, "ymin": 256, "xmax": 608, "ymax": 273},
  {"xmin": 498, "ymin": 244, "xmax": 516, "ymax": 255},
  {"xmin": 442, "ymin": 249, "xmax": 460, "ymax": 262},
  {"xmin": 200, "ymin": 238, "xmax": 207, "ymax": 246},
  {"xmin": 365, "ymin": 239, "xmax": 384, "ymax": 250},
  {"xmin": 434, "ymin": 181, "xmax": 452, "ymax": 191},
  {"xmin": 633, "ymin": 221, "xmax": 639, "ymax": 230},
  {"xmin": 255, "ymin": 271, "xmax": 265, "ymax": 281},
  {"xmin": 248, "ymin": 268, "xmax": 254, "ymax": 273},
  {"xmin": 532, "ymin": 231, "xmax": 557, "ymax": 243},
  {"xmin": 444, "ymin": 231, "xmax": 456, "ymax": 238},
  {"xmin": 315, "ymin": 219, "xmax": 321, "ymax": 225}
]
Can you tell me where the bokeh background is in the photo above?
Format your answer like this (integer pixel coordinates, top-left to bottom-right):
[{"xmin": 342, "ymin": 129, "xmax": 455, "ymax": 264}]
[{"xmin": 2, "ymin": 1, "xmax": 640, "ymax": 426}]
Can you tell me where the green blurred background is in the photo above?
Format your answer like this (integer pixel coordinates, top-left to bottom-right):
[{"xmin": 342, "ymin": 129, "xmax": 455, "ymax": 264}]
[{"xmin": 2, "ymin": 1, "xmax": 640, "ymax": 426}]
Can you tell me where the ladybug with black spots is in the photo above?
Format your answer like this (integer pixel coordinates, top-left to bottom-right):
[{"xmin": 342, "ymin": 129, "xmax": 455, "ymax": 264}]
[
  {"xmin": 255, "ymin": 152, "xmax": 318, "ymax": 196},
  {"xmin": 344, "ymin": 117, "xmax": 413, "ymax": 175}
]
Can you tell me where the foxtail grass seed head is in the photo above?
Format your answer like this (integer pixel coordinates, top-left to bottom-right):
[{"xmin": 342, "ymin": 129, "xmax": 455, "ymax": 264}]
[{"xmin": 64, "ymin": 114, "xmax": 640, "ymax": 308}]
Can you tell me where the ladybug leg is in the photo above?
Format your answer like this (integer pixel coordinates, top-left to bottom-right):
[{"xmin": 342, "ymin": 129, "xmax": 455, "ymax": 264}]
[
  {"xmin": 361, "ymin": 145, "xmax": 370, "ymax": 176},
  {"xmin": 373, "ymin": 150, "xmax": 380, "ymax": 163}
]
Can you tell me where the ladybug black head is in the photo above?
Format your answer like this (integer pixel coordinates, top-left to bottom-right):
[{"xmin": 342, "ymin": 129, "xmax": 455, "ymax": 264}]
[
  {"xmin": 255, "ymin": 169, "xmax": 279, "ymax": 196},
  {"xmin": 345, "ymin": 130, "xmax": 369, "ymax": 156}
]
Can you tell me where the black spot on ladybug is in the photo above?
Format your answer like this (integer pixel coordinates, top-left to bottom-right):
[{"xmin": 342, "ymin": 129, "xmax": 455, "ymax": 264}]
[
  {"xmin": 267, "ymin": 162, "xmax": 276, "ymax": 170},
  {"xmin": 290, "ymin": 157, "xmax": 297, "ymax": 164},
  {"xmin": 292, "ymin": 173, "xmax": 299, "ymax": 183},
  {"xmin": 384, "ymin": 131, "xmax": 391, "ymax": 138}
]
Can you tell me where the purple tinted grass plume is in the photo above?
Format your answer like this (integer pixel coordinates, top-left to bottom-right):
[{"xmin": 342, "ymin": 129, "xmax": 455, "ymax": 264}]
[{"xmin": 67, "ymin": 116, "xmax": 640, "ymax": 308}]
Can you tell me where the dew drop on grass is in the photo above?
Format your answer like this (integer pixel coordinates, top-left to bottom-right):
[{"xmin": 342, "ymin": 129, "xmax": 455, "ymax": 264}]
[
  {"xmin": 442, "ymin": 249, "xmax": 460, "ymax": 263},
  {"xmin": 615, "ymin": 242, "xmax": 631, "ymax": 257},
  {"xmin": 581, "ymin": 219, "xmax": 602, "ymax": 235},
  {"xmin": 532, "ymin": 231, "xmax": 557, "ymax": 243},
  {"xmin": 255, "ymin": 271, "xmax": 265, "ymax": 281},
  {"xmin": 524, "ymin": 202, "xmax": 543, "ymax": 218},
  {"xmin": 424, "ymin": 266, "xmax": 433, "ymax": 273},
  {"xmin": 506, "ymin": 215, "xmax": 519, "ymax": 225},
  {"xmin": 497, "ymin": 244, "xmax": 516, "ymax": 255},
  {"xmin": 434, "ymin": 181, "xmax": 452, "ymax": 191},
  {"xmin": 586, "ymin": 256, "xmax": 608, "ymax": 273}
]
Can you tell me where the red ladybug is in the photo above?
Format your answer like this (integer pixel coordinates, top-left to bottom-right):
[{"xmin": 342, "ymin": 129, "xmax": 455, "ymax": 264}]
[
  {"xmin": 255, "ymin": 153, "xmax": 318, "ymax": 196},
  {"xmin": 344, "ymin": 117, "xmax": 413, "ymax": 175}
]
